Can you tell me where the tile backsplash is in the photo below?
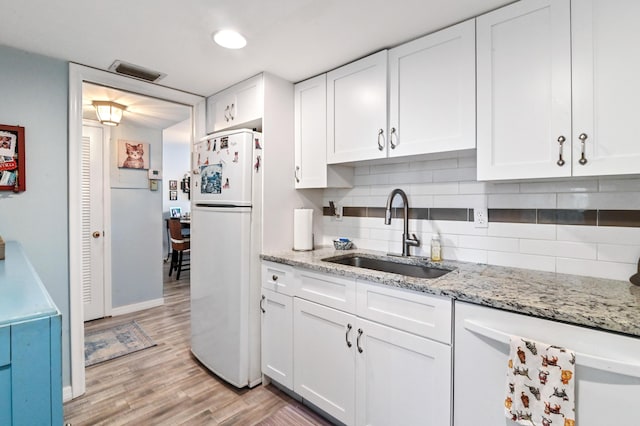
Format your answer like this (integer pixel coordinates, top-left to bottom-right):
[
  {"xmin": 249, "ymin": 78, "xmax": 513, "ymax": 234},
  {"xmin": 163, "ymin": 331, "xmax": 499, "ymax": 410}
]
[{"xmin": 321, "ymin": 152, "xmax": 640, "ymax": 282}]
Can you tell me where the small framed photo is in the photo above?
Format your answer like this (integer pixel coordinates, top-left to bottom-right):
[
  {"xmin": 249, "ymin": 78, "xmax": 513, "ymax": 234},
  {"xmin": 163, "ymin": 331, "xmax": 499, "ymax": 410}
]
[
  {"xmin": 169, "ymin": 190, "xmax": 178, "ymax": 201},
  {"xmin": 169, "ymin": 179, "xmax": 178, "ymax": 190}
]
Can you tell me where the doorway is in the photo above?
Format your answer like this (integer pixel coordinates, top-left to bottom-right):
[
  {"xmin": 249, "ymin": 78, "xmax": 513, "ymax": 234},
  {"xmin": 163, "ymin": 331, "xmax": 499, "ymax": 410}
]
[{"xmin": 68, "ymin": 64, "xmax": 205, "ymax": 399}]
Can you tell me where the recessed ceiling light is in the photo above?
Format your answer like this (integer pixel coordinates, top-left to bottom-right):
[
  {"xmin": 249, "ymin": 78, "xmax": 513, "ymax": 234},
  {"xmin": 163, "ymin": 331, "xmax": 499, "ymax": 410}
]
[{"xmin": 212, "ymin": 30, "xmax": 247, "ymax": 49}]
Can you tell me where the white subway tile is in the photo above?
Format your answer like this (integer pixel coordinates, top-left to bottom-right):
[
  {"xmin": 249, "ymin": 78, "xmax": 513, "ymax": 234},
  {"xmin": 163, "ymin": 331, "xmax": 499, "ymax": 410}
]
[
  {"xmin": 433, "ymin": 194, "xmax": 487, "ymax": 208},
  {"xmin": 432, "ymin": 167, "xmax": 476, "ymax": 182},
  {"xmin": 354, "ymin": 165, "xmax": 370, "ymax": 175},
  {"xmin": 519, "ymin": 239, "xmax": 597, "ymax": 260},
  {"xmin": 410, "ymin": 182, "xmax": 459, "ymax": 195},
  {"xmin": 457, "ymin": 155, "xmax": 477, "ymax": 168},
  {"xmin": 488, "ymin": 251, "xmax": 556, "ymax": 272},
  {"xmin": 446, "ymin": 247, "xmax": 488, "ymax": 264},
  {"xmin": 488, "ymin": 222, "xmax": 557, "ymax": 240},
  {"xmin": 598, "ymin": 177, "xmax": 640, "ymax": 192},
  {"xmin": 597, "ymin": 243, "xmax": 640, "ymax": 263},
  {"xmin": 556, "ymin": 258, "xmax": 636, "ymax": 281},
  {"xmin": 432, "ymin": 220, "xmax": 488, "ymax": 236},
  {"xmin": 458, "ymin": 181, "xmax": 487, "ymax": 194},
  {"xmin": 458, "ymin": 235, "xmax": 520, "ymax": 252},
  {"xmin": 557, "ymin": 192, "xmax": 640, "ymax": 209},
  {"xmin": 519, "ymin": 179, "xmax": 598, "ymax": 193},
  {"xmin": 488, "ymin": 193, "xmax": 556, "ymax": 209},
  {"xmin": 370, "ymin": 184, "xmax": 407, "ymax": 196},
  {"xmin": 487, "ymin": 182, "xmax": 521, "ymax": 193},
  {"xmin": 557, "ymin": 225, "xmax": 640, "ymax": 245},
  {"xmin": 354, "ymin": 173, "xmax": 389, "ymax": 186},
  {"xmin": 388, "ymin": 170, "xmax": 433, "ymax": 184},
  {"xmin": 371, "ymin": 163, "xmax": 408, "ymax": 174},
  {"xmin": 409, "ymin": 158, "xmax": 458, "ymax": 171}
]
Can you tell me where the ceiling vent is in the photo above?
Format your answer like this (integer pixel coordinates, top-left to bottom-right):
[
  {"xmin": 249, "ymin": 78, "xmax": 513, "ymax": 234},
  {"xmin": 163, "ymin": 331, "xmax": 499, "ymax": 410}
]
[{"xmin": 108, "ymin": 60, "xmax": 166, "ymax": 83}]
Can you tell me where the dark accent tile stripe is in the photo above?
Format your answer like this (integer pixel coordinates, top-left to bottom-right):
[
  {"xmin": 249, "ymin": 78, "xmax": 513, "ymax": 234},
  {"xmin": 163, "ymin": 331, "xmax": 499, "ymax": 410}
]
[
  {"xmin": 599, "ymin": 210, "xmax": 640, "ymax": 227},
  {"xmin": 538, "ymin": 209, "xmax": 597, "ymax": 226},
  {"xmin": 489, "ymin": 209, "xmax": 537, "ymax": 224},
  {"xmin": 429, "ymin": 208, "xmax": 468, "ymax": 222},
  {"xmin": 343, "ymin": 206, "xmax": 366, "ymax": 217},
  {"xmin": 323, "ymin": 206, "xmax": 640, "ymax": 227}
]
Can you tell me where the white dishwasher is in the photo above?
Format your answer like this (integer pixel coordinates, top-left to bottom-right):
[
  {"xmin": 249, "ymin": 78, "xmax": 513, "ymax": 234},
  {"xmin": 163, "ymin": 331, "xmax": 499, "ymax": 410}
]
[{"xmin": 454, "ymin": 301, "xmax": 640, "ymax": 426}]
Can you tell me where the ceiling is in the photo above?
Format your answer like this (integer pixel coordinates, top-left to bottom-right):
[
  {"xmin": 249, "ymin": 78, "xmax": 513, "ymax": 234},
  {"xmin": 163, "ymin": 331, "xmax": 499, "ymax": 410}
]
[
  {"xmin": 1, "ymin": 0, "xmax": 513, "ymax": 97},
  {"xmin": 82, "ymin": 83, "xmax": 191, "ymax": 130}
]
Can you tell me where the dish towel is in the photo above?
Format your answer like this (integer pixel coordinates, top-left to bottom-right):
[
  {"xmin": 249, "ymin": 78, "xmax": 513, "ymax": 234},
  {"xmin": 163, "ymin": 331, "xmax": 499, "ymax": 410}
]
[{"xmin": 505, "ymin": 335, "xmax": 576, "ymax": 426}]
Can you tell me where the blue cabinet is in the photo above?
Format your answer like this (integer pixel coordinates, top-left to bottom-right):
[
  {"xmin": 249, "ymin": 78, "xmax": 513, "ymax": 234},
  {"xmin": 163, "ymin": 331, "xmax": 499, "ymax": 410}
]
[{"xmin": 0, "ymin": 242, "xmax": 62, "ymax": 426}]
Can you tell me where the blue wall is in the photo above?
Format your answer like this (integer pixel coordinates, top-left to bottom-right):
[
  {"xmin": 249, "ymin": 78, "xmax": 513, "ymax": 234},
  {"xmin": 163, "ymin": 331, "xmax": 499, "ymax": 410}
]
[{"xmin": 0, "ymin": 45, "xmax": 70, "ymax": 387}]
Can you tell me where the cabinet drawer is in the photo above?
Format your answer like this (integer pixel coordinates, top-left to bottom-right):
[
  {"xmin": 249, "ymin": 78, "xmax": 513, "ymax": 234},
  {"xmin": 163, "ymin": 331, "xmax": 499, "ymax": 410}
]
[
  {"xmin": 356, "ymin": 280, "xmax": 452, "ymax": 344},
  {"xmin": 0, "ymin": 326, "xmax": 9, "ymax": 367},
  {"xmin": 296, "ymin": 268, "xmax": 356, "ymax": 313},
  {"xmin": 262, "ymin": 262, "xmax": 295, "ymax": 296}
]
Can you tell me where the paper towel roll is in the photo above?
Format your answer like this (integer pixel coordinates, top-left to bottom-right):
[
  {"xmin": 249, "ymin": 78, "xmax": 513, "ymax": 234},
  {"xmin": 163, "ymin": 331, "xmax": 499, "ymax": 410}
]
[{"xmin": 293, "ymin": 208, "xmax": 313, "ymax": 251}]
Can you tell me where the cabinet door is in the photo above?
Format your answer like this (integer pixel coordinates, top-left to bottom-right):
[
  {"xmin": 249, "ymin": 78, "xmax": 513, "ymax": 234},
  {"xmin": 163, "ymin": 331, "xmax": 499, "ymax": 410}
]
[
  {"xmin": 261, "ymin": 289, "xmax": 293, "ymax": 389},
  {"xmin": 389, "ymin": 19, "xmax": 476, "ymax": 158},
  {"xmin": 293, "ymin": 298, "xmax": 356, "ymax": 425},
  {"xmin": 356, "ymin": 318, "xmax": 452, "ymax": 426},
  {"xmin": 327, "ymin": 51, "xmax": 388, "ymax": 164},
  {"xmin": 295, "ymin": 75, "xmax": 329, "ymax": 188},
  {"xmin": 476, "ymin": 0, "xmax": 571, "ymax": 180},
  {"xmin": 572, "ymin": 0, "xmax": 640, "ymax": 176},
  {"xmin": 207, "ymin": 90, "xmax": 236, "ymax": 133}
]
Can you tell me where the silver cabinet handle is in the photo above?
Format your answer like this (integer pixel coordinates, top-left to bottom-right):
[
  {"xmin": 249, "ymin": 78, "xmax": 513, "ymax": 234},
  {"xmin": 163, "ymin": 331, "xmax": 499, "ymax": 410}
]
[
  {"xmin": 377, "ymin": 129, "xmax": 385, "ymax": 151},
  {"xmin": 260, "ymin": 295, "xmax": 266, "ymax": 313},
  {"xmin": 294, "ymin": 166, "xmax": 300, "ymax": 183},
  {"xmin": 345, "ymin": 324, "xmax": 353, "ymax": 348},
  {"xmin": 389, "ymin": 127, "xmax": 397, "ymax": 149},
  {"xmin": 224, "ymin": 105, "xmax": 230, "ymax": 122},
  {"xmin": 356, "ymin": 328, "xmax": 363, "ymax": 353},
  {"xmin": 557, "ymin": 135, "xmax": 566, "ymax": 166},
  {"xmin": 578, "ymin": 133, "xmax": 588, "ymax": 165},
  {"xmin": 229, "ymin": 103, "xmax": 235, "ymax": 120}
]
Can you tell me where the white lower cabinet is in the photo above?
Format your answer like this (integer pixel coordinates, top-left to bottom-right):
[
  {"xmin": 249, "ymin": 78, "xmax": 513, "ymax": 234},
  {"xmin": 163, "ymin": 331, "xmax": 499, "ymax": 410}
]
[
  {"xmin": 356, "ymin": 317, "xmax": 452, "ymax": 426},
  {"xmin": 291, "ymin": 275, "xmax": 453, "ymax": 426},
  {"xmin": 261, "ymin": 289, "xmax": 293, "ymax": 389},
  {"xmin": 293, "ymin": 297, "xmax": 356, "ymax": 424}
]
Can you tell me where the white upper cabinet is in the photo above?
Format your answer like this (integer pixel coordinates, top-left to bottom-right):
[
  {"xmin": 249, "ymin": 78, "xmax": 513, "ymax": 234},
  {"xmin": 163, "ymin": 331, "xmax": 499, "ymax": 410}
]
[
  {"xmin": 327, "ymin": 51, "xmax": 388, "ymax": 164},
  {"xmin": 294, "ymin": 74, "xmax": 353, "ymax": 188},
  {"xmin": 478, "ymin": 0, "xmax": 640, "ymax": 180},
  {"xmin": 388, "ymin": 19, "xmax": 476, "ymax": 158},
  {"xmin": 206, "ymin": 74, "xmax": 263, "ymax": 133},
  {"xmin": 477, "ymin": 0, "xmax": 572, "ymax": 180},
  {"xmin": 571, "ymin": 0, "xmax": 640, "ymax": 176}
]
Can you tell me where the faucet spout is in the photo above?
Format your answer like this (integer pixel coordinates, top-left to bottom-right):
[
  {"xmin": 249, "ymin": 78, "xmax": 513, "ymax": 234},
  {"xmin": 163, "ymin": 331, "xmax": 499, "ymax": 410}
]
[{"xmin": 384, "ymin": 188, "xmax": 420, "ymax": 256}]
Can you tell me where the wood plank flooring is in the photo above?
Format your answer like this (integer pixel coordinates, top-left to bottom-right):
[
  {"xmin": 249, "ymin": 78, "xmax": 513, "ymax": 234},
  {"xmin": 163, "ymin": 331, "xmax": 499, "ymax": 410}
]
[{"xmin": 64, "ymin": 265, "xmax": 332, "ymax": 426}]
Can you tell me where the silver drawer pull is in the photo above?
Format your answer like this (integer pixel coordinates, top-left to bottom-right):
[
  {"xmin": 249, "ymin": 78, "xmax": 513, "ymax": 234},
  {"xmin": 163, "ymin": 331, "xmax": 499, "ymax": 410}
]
[
  {"xmin": 390, "ymin": 127, "xmax": 397, "ymax": 149},
  {"xmin": 557, "ymin": 135, "xmax": 566, "ymax": 166},
  {"xmin": 345, "ymin": 324, "xmax": 353, "ymax": 348},
  {"xmin": 578, "ymin": 133, "xmax": 588, "ymax": 165},
  {"xmin": 357, "ymin": 328, "xmax": 364, "ymax": 353},
  {"xmin": 377, "ymin": 129, "xmax": 385, "ymax": 151}
]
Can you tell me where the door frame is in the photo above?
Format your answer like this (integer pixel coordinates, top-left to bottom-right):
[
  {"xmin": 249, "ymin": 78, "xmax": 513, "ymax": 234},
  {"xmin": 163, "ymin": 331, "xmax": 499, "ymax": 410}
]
[{"xmin": 69, "ymin": 63, "xmax": 205, "ymax": 399}]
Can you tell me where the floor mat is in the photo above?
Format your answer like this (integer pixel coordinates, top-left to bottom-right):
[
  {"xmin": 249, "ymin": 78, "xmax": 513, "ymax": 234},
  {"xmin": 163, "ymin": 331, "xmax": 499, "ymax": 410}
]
[{"xmin": 84, "ymin": 320, "xmax": 156, "ymax": 367}]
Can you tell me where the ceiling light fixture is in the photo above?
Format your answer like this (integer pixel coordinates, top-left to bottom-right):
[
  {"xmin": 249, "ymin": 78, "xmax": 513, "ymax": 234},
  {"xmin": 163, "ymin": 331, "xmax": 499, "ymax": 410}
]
[
  {"xmin": 212, "ymin": 30, "xmax": 247, "ymax": 49},
  {"xmin": 92, "ymin": 101, "xmax": 126, "ymax": 126}
]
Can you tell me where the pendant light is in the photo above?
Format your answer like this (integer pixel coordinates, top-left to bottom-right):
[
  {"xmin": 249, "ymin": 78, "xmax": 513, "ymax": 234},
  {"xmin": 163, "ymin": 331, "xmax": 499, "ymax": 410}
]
[{"xmin": 92, "ymin": 100, "xmax": 127, "ymax": 126}]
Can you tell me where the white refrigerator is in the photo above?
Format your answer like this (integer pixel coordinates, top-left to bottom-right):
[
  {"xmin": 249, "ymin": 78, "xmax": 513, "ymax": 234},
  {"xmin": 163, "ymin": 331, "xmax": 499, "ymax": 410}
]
[{"xmin": 190, "ymin": 128, "xmax": 263, "ymax": 388}]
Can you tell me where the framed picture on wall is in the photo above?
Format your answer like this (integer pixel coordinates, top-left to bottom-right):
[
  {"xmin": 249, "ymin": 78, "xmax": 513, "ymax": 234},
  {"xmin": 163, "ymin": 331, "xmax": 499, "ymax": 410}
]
[
  {"xmin": 0, "ymin": 124, "xmax": 26, "ymax": 192},
  {"xmin": 169, "ymin": 190, "xmax": 178, "ymax": 201},
  {"xmin": 117, "ymin": 140, "xmax": 150, "ymax": 170},
  {"xmin": 169, "ymin": 179, "xmax": 178, "ymax": 190}
]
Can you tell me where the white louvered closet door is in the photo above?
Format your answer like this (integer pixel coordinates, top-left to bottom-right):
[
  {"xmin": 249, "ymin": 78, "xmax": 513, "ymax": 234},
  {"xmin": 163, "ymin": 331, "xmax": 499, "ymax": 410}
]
[{"xmin": 82, "ymin": 123, "xmax": 106, "ymax": 321}]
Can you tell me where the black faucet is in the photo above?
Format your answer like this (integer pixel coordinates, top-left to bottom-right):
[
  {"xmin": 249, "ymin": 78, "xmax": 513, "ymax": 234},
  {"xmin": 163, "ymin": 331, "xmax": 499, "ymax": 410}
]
[{"xmin": 384, "ymin": 188, "xmax": 420, "ymax": 256}]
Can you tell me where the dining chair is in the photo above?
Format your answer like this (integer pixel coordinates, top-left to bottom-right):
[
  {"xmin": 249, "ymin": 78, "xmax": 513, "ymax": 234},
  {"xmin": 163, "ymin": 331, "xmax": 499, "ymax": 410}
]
[{"xmin": 168, "ymin": 218, "xmax": 190, "ymax": 279}]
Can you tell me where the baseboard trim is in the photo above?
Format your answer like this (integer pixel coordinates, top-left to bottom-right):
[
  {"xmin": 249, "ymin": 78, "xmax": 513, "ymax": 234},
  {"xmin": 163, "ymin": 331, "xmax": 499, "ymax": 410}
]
[{"xmin": 111, "ymin": 298, "xmax": 164, "ymax": 316}]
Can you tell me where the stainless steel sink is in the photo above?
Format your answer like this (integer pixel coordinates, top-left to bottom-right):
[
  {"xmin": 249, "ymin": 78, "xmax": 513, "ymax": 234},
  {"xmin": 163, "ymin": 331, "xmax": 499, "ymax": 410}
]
[{"xmin": 322, "ymin": 255, "xmax": 452, "ymax": 279}]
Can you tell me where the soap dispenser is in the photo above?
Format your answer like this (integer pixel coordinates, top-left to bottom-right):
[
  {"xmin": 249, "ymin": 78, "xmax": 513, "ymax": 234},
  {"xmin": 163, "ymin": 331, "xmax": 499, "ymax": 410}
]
[{"xmin": 430, "ymin": 234, "xmax": 442, "ymax": 262}]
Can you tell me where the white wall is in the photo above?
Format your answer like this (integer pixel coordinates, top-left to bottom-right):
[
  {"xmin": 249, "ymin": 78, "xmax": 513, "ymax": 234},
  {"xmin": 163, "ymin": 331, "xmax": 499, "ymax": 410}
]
[
  {"xmin": 0, "ymin": 46, "xmax": 71, "ymax": 386},
  {"xmin": 110, "ymin": 122, "xmax": 163, "ymax": 307},
  {"xmin": 322, "ymin": 151, "xmax": 640, "ymax": 282}
]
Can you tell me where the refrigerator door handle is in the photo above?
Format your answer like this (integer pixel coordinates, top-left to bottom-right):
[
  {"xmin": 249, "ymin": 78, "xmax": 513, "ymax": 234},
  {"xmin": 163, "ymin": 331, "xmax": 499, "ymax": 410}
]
[{"xmin": 464, "ymin": 319, "xmax": 640, "ymax": 378}]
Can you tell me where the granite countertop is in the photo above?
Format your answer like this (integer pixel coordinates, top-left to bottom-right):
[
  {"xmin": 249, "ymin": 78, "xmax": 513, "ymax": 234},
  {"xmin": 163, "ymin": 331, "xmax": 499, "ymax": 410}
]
[{"xmin": 261, "ymin": 247, "xmax": 640, "ymax": 338}]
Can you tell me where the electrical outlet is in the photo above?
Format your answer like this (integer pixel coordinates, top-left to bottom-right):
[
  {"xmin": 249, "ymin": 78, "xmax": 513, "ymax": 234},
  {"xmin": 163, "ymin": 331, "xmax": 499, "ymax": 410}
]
[{"xmin": 474, "ymin": 208, "xmax": 488, "ymax": 228}]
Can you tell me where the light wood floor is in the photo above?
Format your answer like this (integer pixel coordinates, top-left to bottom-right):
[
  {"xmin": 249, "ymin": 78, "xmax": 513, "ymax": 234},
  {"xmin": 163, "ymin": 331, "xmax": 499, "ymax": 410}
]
[{"xmin": 64, "ymin": 265, "xmax": 332, "ymax": 426}]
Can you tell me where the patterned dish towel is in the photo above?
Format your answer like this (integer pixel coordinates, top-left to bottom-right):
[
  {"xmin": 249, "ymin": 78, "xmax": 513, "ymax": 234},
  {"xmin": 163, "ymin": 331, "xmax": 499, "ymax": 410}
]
[{"xmin": 505, "ymin": 335, "xmax": 576, "ymax": 426}]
